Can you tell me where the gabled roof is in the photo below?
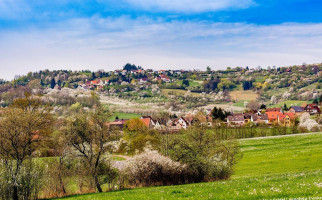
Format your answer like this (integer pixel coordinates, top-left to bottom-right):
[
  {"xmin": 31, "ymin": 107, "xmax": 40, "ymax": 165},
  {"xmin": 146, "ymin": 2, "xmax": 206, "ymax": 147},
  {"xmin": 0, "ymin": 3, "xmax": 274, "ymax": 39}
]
[
  {"xmin": 305, "ymin": 104, "xmax": 321, "ymax": 113},
  {"xmin": 228, "ymin": 115, "xmax": 244, "ymax": 122},
  {"xmin": 266, "ymin": 112, "xmax": 281, "ymax": 120},
  {"xmin": 258, "ymin": 114, "xmax": 268, "ymax": 121},
  {"xmin": 278, "ymin": 113, "xmax": 296, "ymax": 120},
  {"xmin": 251, "ymin": 114, "xmax": 258, "ymax": 121},
  {"xmin": 140, "ymin": 118, "xmax": 151, "ymax": 128},
  {"xmin": 290, "ymin": 106, "xmax": 304, "ymax": 112},
  {"xmin": 91, "ymin": 80, "xmax": 100, "ymax": 85}
]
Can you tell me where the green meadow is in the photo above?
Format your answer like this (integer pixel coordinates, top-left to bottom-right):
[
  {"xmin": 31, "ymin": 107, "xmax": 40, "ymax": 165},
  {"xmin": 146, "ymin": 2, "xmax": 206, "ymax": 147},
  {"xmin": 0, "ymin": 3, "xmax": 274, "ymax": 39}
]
[{"xmin": 53, "ymin": 133, "xmax": 322, "ymax": 200}]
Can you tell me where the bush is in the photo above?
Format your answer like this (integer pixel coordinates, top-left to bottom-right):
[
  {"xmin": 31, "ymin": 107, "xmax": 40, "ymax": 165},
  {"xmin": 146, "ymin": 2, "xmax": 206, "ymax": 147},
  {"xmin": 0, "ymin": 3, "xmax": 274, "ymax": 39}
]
[
  {"xmin": 0, "ymin": 160, "xmax": 45, "ymax": 200},
  {"xmin": 168, "ymin": 126, "xmax": 241, "ymax": 183},
  {"xmin": 125, "ymin": 148, "xmax": 188, "ymax": 187}
]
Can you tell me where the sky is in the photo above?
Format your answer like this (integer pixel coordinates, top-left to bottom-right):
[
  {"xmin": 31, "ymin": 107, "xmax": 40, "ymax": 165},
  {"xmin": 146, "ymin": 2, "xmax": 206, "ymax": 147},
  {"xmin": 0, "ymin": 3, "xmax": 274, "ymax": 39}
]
[{"xmin": 0, "ymin": 0, "xmax": 322, "ymax": 80}]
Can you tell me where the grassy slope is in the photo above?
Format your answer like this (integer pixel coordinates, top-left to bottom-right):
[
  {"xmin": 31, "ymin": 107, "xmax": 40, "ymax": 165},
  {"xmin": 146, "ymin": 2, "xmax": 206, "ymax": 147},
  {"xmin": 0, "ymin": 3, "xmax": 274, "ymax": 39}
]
[
  {"xmin": 270, "ymin": 100, "xmax": 311, "ymax": 108},
  {"xmin": 54, "ymin": 133, "xmax": 322, "ymax": 200},
  {"xmin": 235, "ymin": 133, "xmax": 322, "ymax": 177},
  {"xmin": 109, "ymin": 112, "xmax": 142, "ymax": 121}
]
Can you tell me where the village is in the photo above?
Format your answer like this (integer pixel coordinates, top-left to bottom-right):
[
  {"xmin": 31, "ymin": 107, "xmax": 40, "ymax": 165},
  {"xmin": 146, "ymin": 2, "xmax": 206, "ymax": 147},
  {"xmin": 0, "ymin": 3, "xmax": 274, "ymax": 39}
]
[{"xmin": 107, "ymin": 103, "xmax": 321, "ymax": 132}]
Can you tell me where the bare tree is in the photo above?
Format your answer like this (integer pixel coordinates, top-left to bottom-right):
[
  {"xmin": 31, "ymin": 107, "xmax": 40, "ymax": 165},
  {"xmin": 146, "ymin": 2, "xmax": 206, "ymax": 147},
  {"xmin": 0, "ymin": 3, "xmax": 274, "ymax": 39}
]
[{"xmin": 247, "ymin": 100, "xmax": 260, "ymax": 110}]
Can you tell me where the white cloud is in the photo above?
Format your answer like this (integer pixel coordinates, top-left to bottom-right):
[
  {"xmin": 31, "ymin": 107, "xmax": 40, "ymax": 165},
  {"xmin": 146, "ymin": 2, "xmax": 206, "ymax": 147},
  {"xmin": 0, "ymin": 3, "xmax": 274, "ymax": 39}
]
[
  {"xmin": 125, "ymin": 0, "xmax": 255, "ymax": 13},
  {"xmin": 0, "ymin": 17, "xmax": 322, "ymax": 80}
]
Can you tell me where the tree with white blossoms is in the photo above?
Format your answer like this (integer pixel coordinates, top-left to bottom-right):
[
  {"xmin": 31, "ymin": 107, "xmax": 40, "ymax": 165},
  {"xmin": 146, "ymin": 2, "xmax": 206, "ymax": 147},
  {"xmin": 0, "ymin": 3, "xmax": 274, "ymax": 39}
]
[
  {"xmin": 125, "ymin": 148, "xmax": 187, "ymax": 187},
  {"xmin": 151, "ymin": 85, "xmax": 160, "ymax": 95},
  {"xmin": 244, "ymin": 101, "xmax": 249, "ymax": 108},
  {"xmin": 282, "ymin": 92, "xmax": 291, "ymax": 100},
  {"xmin": 271, "ymin": 95, "xmax": 277, "ymax": 104},
  {"xmin": 299, "ymin": 112, "xmax": 320, "ymax": 131}
]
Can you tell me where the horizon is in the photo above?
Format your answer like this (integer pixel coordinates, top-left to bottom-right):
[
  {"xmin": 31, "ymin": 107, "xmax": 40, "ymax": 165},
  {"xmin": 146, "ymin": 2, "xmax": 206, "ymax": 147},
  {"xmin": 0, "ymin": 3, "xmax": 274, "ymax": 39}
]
[{"xmin": 1, "ymin": 0, "xmax": 322, "ymax": 80}]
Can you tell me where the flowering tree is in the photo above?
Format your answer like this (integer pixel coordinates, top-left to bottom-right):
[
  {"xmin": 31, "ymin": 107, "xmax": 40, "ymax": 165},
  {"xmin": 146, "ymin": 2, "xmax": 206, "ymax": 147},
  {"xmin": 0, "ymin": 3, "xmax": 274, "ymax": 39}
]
[
  {"xmin": 0, "ymin": 95, "xmax": 53, "ymax": 200},
  {"xmin": 299, "ymin": 113, "xmax": 320, "ymax": 131}
]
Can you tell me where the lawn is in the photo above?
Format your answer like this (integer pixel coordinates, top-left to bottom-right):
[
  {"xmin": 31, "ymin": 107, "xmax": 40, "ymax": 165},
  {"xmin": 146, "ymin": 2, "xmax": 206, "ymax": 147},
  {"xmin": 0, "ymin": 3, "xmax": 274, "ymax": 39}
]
[
  {"xmin": 232, "ymin": 100, "xmax": 248, "ymax": 108},
  {"xmin": 52, "ymin": 133, "xmax": 322, "ymax": 200},
  {"xmin": 230, "ymin": 90, "xmax": 259, "ymax": 101},
  {"xmin": 109, "ymin": 112, "xmax": 141, "ymax": 121}
]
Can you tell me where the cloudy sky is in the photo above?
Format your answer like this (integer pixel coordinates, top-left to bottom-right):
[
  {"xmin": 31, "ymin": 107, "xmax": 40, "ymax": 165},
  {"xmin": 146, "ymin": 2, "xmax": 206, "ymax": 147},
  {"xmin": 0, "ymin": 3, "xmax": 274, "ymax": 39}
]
[{"xmin": 0, "ymin": 0, "xmax": 322, "ymax": 80}]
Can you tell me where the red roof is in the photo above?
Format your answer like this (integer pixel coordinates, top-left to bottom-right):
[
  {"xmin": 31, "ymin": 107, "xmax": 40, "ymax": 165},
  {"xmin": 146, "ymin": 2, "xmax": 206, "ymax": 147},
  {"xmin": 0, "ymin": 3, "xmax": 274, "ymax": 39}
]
[
  {"xmin": 266, "ymin": 112, "xmax": 281, "ymax": 120},
  {"xmin": 91, "ymin": 80, "xmax": 100, "ymax": 85},
  {"xmin": 140, "ymin": 118, "xmax": 151, "ymax": 128},
  {"xmin": 278, "ymin": 113, "xmax": 295, "ymax": 120}
]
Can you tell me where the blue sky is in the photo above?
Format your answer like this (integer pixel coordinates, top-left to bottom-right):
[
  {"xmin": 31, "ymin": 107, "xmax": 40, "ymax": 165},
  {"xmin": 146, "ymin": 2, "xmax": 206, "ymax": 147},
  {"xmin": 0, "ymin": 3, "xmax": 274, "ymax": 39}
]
[{"xmin": 0, "ymin": 0, "xmax": 322, "ymax": 80}]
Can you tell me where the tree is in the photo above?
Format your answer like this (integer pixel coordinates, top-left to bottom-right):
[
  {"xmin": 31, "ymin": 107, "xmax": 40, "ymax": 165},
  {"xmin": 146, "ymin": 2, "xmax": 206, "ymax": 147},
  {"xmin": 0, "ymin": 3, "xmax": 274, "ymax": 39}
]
[
  {"xmin": 247, "ymin": 100, "xmax": 260, "ymax": 110},
  {"xmin": 271, "ymin": 95, "xmax": 277, "ymax": 104},
  {"xmin": 313, "ymin": 98, "xmax": 319, "ymax": 105},
  {"xmin": 63, "ymin": 106, "xmax": 117, "ymax": 193},
  {"xmin": 51, "ymin": 78, "xmax": 56, "ymax": 89},
  {"xmin": 260, "ymin": 104, "xmax": 267, "ymax": 109},
  {"xmin": 283, "ymin": 103, "xmax": 288, "ymax": 111},
  {"xmin": 242, "ymin": 80, "xmax": 253, "ymax": 90},
  {"xmin": 211, "ymin": 107, "xmax": 229, "ymax": 121},
  {"xmin": 123, "ymin": 63, "xmax": 138, "ymax": 71},
  {"xmin": 182, "ymin": 79, "xmax": 189, "ymax": 87},
  {"xmin": 206, "ymin": 66, "xmax": 211, "ymax": 73},
  {"xmin": 169, "ymin": 125, "xmax": 241, "ymax": 182},
  {"xmin": 91, "ymin": 72, "xmax": 96, "ymax": 80},
  {"xmin": 0, "ymin": 94, "xmax": 53, "ymax": 200},
  {"xmin": 122, "ymin": 119, "xmax": 159, "ymax": 154}
]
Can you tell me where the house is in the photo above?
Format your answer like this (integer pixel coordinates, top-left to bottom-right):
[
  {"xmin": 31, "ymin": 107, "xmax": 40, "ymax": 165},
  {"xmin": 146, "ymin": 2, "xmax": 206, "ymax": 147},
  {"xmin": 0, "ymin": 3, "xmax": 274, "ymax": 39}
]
[
  {"xmin": 227, "ymin": 115, "xmax": 245, "ymax": 126},
  {"xmin": 158, "ymin": 70, "xmax": 166, "ymax": 74},
  {"xmin": 160, "ymin": 74, "xmax": 171, "ymax": 83},
  {"xmin": 278, "ymin": 113, "xmax": 296, "ymax": 126},
  {"xmin": 167, "ymin": 117, "xmax": 189, "ymax": 131},
  {"xmin": 266, "ymin": 111, "xmax": 281, "ymax": 124},
  {"xmin": 244, "ymin": 113, "xmax": 253, "ymax": 123},
  {"xmin": 140, "ymin": 116, "xmax": 154, "ymax": 129},
  {"xmin": 289, "ymin": 106, "xmax": 305, "ymax": 116},
  {"xmin": 257, "ymin": 114, "xmax": 269, "ymax": 124},
  {"xmin": 177, "ymin": 117, "xmax": 189, "ymax": 129},
  {"xmin": 304, "ymin": 104, "xmax": 321, "ymax": 115},
  {"xmin": 108, "ymin": 119, "xmax": 129, "ymax": 130},
  {"xmin": 153, "ymin": 120, "xmax": 162, "ymax": 130}
]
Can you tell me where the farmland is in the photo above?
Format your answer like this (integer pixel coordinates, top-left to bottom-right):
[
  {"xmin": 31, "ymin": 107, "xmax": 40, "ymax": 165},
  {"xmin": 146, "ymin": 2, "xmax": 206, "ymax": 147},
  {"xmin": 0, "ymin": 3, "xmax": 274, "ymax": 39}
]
[
  {"xmin": 52, "ymin": 133, "xmax": 322, "ymax": 200},
  {"xmin": 230, "ymin": 90, "xmax": 259, "ymax": 101}
]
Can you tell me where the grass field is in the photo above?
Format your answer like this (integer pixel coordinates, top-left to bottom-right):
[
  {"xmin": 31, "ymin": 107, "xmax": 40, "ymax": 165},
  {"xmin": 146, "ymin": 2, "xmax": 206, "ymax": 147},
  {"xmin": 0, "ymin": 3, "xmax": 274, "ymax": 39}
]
[
  {"xmin": 271, "ymin": 100, "xmax": 312, "ymax": 108},
  {"xmin": 109, "ymin": 112, "xmax": 141, "ymax": 121},
  {"xmin": 230, "ymin": 90, "xmax": 259, "ymax": 101},
  {"xmin": 232, "ymin": 100, "xmax": 248, "ymax": 108},
  {"xmin": 53, "ymin": 133, "xmax": 322, "ymax": 200},
  {"xmin": 161, "ymin": 89, "xmax": 201, "ymax": 97}
]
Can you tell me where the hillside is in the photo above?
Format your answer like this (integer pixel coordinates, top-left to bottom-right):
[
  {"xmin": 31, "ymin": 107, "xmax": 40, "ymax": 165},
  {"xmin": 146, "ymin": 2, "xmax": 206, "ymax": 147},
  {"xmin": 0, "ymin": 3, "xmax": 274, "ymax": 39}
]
[
  {"xmin": 51, "ymin": 133, "xmax": 322, "ymax": 200},
  {"xmin": 1, "ymin": 63, "xmax": 321, "ymax": 114}
]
